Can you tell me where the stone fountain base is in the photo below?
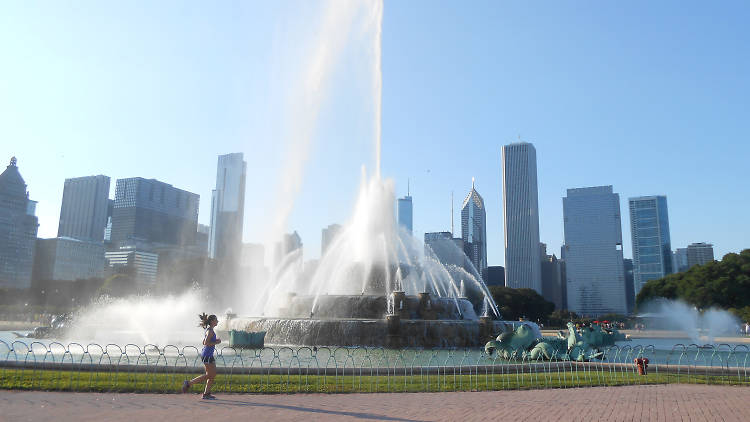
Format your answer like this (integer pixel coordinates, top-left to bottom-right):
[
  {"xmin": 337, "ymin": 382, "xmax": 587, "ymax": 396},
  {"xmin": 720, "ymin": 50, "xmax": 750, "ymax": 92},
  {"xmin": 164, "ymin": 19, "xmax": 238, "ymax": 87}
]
[
  {"xmin": 221, "ymin": 294, "xmax": 540, "ymax": 348},
  {"xmin": 223, "ymin": 317, "xmax": 539, "ymax": 348}
]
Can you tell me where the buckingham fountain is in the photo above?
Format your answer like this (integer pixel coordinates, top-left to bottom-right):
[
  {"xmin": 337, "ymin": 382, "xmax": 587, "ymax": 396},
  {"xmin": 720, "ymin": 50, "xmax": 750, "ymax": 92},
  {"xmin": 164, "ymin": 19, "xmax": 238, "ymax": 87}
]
[{"xmin": 221, "ymin": 176, "xmax": 540, "ymax": 348}]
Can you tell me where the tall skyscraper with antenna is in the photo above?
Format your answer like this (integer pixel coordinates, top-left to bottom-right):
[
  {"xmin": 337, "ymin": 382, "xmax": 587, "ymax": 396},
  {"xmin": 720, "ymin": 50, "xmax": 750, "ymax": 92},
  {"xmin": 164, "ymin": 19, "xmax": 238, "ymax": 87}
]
[
  {"xmin": 502, "ymin": 142, "xmax": 542, "ymax": 293},
  {"xmin": 397, "ymin": 180, "xmax": 413, "ymax": 234}
]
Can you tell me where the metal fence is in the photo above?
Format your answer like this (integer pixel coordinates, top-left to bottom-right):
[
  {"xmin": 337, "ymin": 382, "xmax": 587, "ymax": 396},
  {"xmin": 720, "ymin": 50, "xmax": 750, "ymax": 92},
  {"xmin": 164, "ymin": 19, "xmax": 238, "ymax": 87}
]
[{"xmin": 1, "ymin": 340, "xmax": 749, "ymax": 393}]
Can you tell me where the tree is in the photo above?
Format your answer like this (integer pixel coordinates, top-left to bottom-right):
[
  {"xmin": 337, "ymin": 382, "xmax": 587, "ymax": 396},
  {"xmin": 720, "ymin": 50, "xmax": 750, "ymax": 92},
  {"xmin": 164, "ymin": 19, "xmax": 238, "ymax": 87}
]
[
  {"xmin": 488, "ymin": 286, "xmax": 554, "ymax": 322},
  {"xmin": 636, "ymin": 249, "xmax": 750, "ymax": 313},
  {"xmin": 546, "ymin": 309, "xmax": 579, "ymax": 327}
]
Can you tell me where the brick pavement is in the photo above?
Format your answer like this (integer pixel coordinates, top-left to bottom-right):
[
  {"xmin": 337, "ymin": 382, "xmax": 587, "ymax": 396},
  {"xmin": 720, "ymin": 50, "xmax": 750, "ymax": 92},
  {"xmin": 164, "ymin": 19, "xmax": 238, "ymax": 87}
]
[{"xmin": 1, "ymin": 384, "xmax": 748, "ymax": 422}]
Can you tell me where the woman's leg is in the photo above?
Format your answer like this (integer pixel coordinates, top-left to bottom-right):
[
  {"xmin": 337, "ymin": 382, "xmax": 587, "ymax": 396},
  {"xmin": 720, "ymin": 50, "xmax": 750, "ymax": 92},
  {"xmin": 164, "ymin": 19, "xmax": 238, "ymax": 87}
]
[
  {"xmin": 203, "ymin": 363, "xmax": 217, "ymax": 395},
  {"xmin": 189, "ymin": 363, "xmax": 211, "ymax": 386}
]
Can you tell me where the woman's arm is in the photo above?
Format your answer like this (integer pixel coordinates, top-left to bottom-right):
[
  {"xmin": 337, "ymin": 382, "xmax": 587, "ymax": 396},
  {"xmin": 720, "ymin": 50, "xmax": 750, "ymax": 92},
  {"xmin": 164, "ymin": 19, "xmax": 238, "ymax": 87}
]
[{"xmin": 203, "ymin": 329, "xmax": 221, "ymax": 346}]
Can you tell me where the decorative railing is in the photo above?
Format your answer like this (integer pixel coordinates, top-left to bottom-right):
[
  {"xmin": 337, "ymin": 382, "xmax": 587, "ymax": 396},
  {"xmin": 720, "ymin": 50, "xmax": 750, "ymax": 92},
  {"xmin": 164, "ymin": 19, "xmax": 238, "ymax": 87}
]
[{"xmin": 1, "ymin": 340, "xmax": 748, "ymax": 393}]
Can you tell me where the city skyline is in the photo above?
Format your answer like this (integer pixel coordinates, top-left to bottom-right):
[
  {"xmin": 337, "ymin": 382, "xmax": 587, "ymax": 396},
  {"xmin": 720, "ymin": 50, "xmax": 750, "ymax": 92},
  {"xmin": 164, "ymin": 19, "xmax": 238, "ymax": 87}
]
[{"xmin": 2, "ymin": 1, "xmax": 749, "ymax": 264}]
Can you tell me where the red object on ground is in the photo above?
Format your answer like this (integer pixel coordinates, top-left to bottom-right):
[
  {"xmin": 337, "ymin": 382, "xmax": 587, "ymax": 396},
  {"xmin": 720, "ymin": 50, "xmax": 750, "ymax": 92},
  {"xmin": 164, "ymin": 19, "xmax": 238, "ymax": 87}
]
[{"xmin": 634, "ymin": 358, "xmax": 649, "ymax": 375}]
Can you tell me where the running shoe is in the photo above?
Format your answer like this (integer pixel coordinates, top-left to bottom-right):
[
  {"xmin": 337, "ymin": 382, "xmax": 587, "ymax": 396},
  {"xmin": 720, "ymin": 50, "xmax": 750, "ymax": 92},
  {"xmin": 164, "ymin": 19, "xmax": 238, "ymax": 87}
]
[
  {"xmin": 181, "ymin": 380, "xmax": 190, "ymax": 393},
  {"xmin": 201, "ymin": 393, "xmax": 216, "ymax": 400}
]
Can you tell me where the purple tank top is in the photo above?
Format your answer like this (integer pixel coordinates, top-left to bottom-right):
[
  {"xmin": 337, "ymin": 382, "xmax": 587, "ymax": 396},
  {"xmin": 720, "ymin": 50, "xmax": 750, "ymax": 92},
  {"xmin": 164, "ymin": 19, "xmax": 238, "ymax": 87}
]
[{"xmin": 201, "ymin": 330, "xmax": 216, "ymax": 358}]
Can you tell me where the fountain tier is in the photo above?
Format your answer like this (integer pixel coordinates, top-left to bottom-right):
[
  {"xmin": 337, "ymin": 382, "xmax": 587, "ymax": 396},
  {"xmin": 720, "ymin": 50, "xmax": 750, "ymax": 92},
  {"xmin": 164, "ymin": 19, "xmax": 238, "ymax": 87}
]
[{"xmin": 224, "ymin": 293, "xmax": 536, "ymax": 348}]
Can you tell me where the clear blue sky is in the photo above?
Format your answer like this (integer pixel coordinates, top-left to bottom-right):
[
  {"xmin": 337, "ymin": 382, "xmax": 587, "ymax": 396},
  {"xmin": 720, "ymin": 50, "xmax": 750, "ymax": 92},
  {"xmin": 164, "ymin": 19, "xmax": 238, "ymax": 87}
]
[{"xmin": 2, "ymin": 1, "xmax": 748, "ymax": 265}]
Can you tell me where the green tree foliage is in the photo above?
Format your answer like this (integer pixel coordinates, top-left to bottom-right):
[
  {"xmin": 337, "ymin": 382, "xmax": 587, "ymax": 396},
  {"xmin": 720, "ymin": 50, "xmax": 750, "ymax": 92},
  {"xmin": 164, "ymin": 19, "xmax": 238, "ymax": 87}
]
[
  {"xmin": 636, "ymin": 249, "xmax": 750, "ymax": 317},
  {"xmin": 546, "ymin": 309, "xmax": 579, "ymax": 327},
  {"xmin": 488, "ymin": 286, "xmax": 554, "ymax": 322}
]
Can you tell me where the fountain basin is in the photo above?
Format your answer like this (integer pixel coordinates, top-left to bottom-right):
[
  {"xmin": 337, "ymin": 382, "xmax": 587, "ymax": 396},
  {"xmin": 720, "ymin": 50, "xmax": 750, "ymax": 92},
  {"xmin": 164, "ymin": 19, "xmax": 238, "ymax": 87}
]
[{"xmin": 223, "ymin": 317, "xmax": 539, "ymax": 348}]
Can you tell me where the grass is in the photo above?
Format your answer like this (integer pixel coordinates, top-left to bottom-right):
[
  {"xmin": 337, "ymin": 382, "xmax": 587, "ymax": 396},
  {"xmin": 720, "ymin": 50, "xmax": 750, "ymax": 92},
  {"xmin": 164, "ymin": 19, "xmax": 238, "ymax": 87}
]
[{"xmin": 2, "ymin": 367, "xmax": 749, "ymax": 393}]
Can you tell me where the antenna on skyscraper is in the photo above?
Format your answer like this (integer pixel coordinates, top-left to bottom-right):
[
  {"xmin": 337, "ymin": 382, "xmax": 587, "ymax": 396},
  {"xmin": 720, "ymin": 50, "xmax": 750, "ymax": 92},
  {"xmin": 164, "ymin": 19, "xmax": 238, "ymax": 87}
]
[
  {"xmin": 407, "ymin": 178, "xmax": 410, "ymax": 196},
  {"xmin": 450, "ymin": 191, "xmax": 454, "ymax": 236}
]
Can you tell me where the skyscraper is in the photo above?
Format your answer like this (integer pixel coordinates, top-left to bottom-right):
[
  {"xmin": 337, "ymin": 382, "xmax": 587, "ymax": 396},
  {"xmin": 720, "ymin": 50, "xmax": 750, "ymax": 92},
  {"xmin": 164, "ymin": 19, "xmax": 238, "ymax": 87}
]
[
  {"xmin": 103, "ymin": 199, "xmax": 114, "ymax": 243},
  {"xmin": 629, "ymin": 195, "xmax": 672, "ymax": 296},
  {"xmin": 275, "ymin": 231, "xmax": 303, "ymax": 265},
  {"xmin": 110, "ymin": 178, "xmax": 199, "ymax": 247},
  {"xmin": 687, "ymin": 242, "xmax": 714, "ymax": 268},
  {"xmin": 563, "ymin": 186, "xmax": 627, "ymax": 316},
  {"xmin": 209, "ymin": 153, "xmax": 247, "ymax": 264},
  {"xmin": 33, "ymin": 237, "xmax": 105, "ymax": 281},
  {"xmin": 540, "ymin": 243, "xmax": 564, "ymax": 311},
  {"xmin": 321, "ymin": 223, "xmax": 342, "ymax": 255},
  {"xmin": 673, "ymin": 248, "xmax": 689, "ymax": 273},
  {"xmin": 623, "ymin": 258, "xmax": 635, "ymax": 314},
  {"xmin": 105, "ymin": 248, "xmax": 159, "ymax": 285},
  {"xmin": 424, "ymin": 231, "xmax": 465, "ymax": 268},
  {"xmin": 502, "ymin": 142, "xmax": 542, "ymax": 293},
  {"xmin": 461, "ymin": 179, "xmax": 487, "ymax": 275},
  {"xmin": 397, "ymin": 186, "xmax": 413, "ymax": 234},
  {"xmin": 0, "ymin": 157, "xmax": 39, "ymax": 289},
  {"xmin": 57, "ymin": 175, "xmax": 110, "ymax": 242}
]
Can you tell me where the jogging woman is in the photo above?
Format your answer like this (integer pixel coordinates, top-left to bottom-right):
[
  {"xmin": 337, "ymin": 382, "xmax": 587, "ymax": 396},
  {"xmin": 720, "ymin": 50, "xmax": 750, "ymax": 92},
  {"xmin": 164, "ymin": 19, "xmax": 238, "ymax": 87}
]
[{"xmin": 182, "ymin": 313, "xmax": 221, "ymax": 399}]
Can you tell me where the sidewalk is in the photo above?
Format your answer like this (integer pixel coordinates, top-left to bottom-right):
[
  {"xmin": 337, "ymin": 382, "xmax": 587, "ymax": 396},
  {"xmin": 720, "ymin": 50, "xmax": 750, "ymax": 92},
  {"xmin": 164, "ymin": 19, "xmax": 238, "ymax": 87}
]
[{"xmin": 1, "ymin": 384, "xmax": 747, "ymax": 422}]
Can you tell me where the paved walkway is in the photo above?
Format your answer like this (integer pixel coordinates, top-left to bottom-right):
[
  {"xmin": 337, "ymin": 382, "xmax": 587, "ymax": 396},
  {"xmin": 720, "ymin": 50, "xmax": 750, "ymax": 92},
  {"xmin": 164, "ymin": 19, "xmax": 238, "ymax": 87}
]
[{"xmin": 1, "ymin": 384, "xmax": 748, "ymax": 421}]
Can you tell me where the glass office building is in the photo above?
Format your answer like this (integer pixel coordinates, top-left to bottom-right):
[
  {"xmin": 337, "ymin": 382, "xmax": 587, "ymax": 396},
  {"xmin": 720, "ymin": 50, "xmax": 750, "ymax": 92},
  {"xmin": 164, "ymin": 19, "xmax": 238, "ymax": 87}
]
[
  {"xmin": 397, "ymin": 196, "xmax": 413, "ymax": 234},
  {"xmin": 425, "ymin": 231, "xmax": 466, "ymax": 268},
  {"xmin": 629, "ymin": 195, "xmax": 672, "ymax": 296},
  {"xmin": 57, "ymin": 175, "xmax": 110, "ymax": 242},
  {"xmin": 461, "ymin": 180, "xmax": 487, "ymax": 276},
  {"xmin": 563, "ymin": 186, "xmax": 627, "ymax": 316},
  {"xmin": 209, "ymin": 153, "xmax": 247, "ymax": 263},
  {"xmin": 33, "ymin": 237, "xmax": 105, "ymax": 281},
  {"xmin": 110, "ymin": 178, "xmax": 199, "ymax": 247}
]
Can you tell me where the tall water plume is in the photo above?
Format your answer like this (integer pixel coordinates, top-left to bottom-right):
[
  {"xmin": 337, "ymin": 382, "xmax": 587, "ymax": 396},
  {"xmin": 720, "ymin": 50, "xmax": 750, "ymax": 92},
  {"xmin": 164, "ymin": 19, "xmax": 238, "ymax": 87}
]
[
  {"xmin": 267, "ymin": 1, "xmax": 365, "ymax": 246},
  {"xmin": 254, "ymin": 0, "xmax": 499, "ymax": 320}
]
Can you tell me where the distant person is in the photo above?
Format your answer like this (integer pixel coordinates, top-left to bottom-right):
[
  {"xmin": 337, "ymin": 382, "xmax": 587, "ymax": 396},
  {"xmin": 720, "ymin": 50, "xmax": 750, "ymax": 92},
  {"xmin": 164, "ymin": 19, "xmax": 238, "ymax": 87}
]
[{"xmin": 182, "ymin": 313, "xmax": 221, "ymax": 399}]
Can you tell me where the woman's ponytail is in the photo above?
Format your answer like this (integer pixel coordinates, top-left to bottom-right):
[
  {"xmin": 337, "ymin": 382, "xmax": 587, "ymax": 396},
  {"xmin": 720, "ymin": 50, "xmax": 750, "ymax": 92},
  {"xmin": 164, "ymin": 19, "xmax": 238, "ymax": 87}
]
[{"xmin": 198, "ymin": 313, "xmax": 212, "ymax": 329}]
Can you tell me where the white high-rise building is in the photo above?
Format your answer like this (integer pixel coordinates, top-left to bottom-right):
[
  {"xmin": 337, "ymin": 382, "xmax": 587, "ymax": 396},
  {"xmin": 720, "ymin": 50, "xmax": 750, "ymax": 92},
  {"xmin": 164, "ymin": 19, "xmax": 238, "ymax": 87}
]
[
  {"xmin": 209, "ymin": 153, "xmax": 247, "ymax": 264},
  {"xmin": 502, "ymin": 142, "xmax": 542, "ymax": 293},
  {"xmin": 563, "ymin": 186, "xmax": 627, "ymax": 316}
]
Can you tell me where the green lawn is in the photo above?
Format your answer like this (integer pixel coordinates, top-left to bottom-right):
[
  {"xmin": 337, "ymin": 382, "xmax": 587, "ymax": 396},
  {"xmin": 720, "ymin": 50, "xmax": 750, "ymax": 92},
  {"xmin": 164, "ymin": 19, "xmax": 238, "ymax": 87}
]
[{"xmin": 2, "ymin": 367, "xmax": 748, "ymax": 393}]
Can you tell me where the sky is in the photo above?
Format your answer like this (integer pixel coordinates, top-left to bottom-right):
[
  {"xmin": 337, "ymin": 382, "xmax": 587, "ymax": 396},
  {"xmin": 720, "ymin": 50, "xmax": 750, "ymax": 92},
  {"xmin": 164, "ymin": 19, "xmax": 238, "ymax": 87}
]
[{"xmin": 1, "ymin": 0, "xmax": 748, "ymax": 266}]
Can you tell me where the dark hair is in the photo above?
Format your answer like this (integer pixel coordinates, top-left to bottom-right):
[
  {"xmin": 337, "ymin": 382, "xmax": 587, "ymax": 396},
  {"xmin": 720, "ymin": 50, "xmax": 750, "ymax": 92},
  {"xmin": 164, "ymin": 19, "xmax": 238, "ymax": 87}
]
[{"xmin": 198, "ymin": 313, "xmax": 217, "ymax": 329}]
